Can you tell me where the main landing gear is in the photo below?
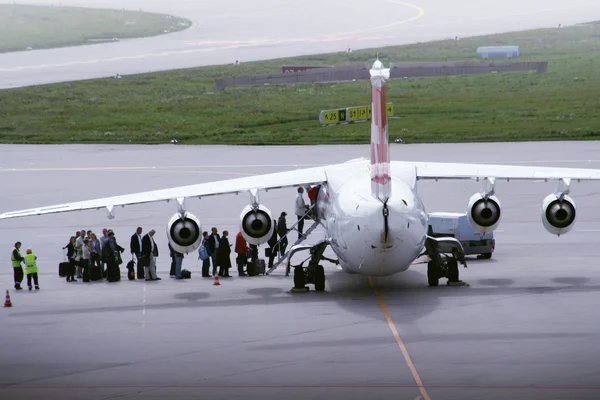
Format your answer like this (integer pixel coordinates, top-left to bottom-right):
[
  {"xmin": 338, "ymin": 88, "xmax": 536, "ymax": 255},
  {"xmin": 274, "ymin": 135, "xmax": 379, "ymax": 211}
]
[
  {"xmin": 422, "ymin": 236, "xmax": 468, "ymax": 287},
  {"xmin": 287, "ymin": 241, "xmax": 338, "ymax": 292}
]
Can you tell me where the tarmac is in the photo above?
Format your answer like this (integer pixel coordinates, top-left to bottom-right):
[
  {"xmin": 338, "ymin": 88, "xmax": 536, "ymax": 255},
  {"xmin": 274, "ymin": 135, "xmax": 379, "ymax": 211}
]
[
  {"xmin": 2, "ymin": 0, "xmax": 600, "ymax": 88},
  {"xmin": 1, "ymin": 141, "xmax": 600, "ymax": 399}
]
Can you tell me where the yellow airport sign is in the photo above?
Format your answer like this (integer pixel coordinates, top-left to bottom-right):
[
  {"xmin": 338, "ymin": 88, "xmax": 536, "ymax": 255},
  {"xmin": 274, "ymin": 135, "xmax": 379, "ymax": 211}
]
[{"xmin": 320, "ymin": 103, "xmax": 393, "ymax": 125}]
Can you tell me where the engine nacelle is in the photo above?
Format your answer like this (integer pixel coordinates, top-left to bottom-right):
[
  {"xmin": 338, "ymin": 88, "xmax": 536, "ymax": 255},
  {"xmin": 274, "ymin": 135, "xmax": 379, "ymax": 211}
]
[
  {"xmin": 166, "ymin": 212, "xmax": 202, "ymax": 254},
  {"xmin": 240, "ymin": 204, "xmax": 274, "ymax": 246},
  {"xmin": 541, "ymin": 193, "xmax": 576, "ymax": 236},
  {"xmin": 467, "ymin": 193, "xmax": 502, "ymax": 233}
]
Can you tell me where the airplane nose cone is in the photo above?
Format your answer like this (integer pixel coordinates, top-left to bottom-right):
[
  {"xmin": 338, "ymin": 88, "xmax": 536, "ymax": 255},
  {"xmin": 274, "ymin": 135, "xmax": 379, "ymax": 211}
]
[{"xmin": 372, "ymin": 60, "xmax": 384, "ymax": 70}]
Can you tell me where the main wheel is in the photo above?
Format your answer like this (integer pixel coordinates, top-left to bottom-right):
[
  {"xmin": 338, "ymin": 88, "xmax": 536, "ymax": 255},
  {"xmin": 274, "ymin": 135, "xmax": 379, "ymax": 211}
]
[
  {"xmin": 427, "ymin": 260, "xmax": 439, "ymax": 287},
  {"xmin": 482, "ymin": 252, "xmax": 492, "ymax": 259},
  {"xmin": 293, "ymin": 266, "xmax": 306, "ymax": 289},
  {"xmin": 314, "ymin": 265, "xmax": 325, "ymax": 292},
  {"xmin": 447, "ymin": 259, "xmax": 459, "ymax": 282}
]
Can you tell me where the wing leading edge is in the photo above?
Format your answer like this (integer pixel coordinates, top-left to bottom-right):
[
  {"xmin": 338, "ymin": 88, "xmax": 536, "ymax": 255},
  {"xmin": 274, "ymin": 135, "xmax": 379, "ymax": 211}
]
[
  {"xmin": 0, "ymin": 166, "xmax": 328, "ymax": 221},
  {"xmin": 392, "ymin": 161, "xmax": 600, "ymax": 181}
]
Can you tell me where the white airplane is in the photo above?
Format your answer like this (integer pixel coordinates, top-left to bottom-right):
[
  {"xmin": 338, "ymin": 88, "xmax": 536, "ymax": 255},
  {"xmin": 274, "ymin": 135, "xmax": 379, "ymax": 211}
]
[{"xmin": 3, "ymin": 59, "xmax": 600, "ymax": 290}]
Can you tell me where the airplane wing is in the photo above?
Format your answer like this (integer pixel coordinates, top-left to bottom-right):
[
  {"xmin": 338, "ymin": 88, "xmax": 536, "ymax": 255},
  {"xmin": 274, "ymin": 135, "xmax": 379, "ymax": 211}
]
[
  {"xmin": 0, "ymin": 166, "xmax": 328, "ymax": 220},
  {"xmin": 392, "ymin": 161, "xmax": 600, "ymax": 181}
]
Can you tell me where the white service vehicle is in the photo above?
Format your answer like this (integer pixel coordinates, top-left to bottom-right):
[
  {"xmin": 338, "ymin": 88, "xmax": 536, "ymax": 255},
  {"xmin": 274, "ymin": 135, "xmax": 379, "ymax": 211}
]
[{"xmin": 427, "ymin": 212, "xmax": 495, "ymax": 259}]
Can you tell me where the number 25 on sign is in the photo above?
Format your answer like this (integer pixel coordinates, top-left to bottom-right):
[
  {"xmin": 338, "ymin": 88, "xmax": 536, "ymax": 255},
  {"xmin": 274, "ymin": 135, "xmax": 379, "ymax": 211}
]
[{"xmin": 322, "ymin": 110, "xmax": 339, "ymax": 123}]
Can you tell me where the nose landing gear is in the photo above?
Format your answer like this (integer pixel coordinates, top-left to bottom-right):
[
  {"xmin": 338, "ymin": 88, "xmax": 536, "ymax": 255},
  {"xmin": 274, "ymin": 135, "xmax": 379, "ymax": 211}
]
[{"xmin": 288, "ymin": 241, "xmax": 339, "ymax": 292}]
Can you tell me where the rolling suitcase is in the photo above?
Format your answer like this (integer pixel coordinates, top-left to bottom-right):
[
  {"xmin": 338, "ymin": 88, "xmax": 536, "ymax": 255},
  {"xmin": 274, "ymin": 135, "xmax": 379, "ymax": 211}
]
[
  {"xmin": 107, "ymin": 265, "xmax": 121, "ymax": 282},
  {"xmin": 248, "ymin": 259, "xmax": 266, "ymax": 276},
  {"xmin": 90, "ymin": 265, "xmax": 102, "ymax": 281},
  {"xmin": 59, "ymin": 262, "xmax": 70, "ymax": 277}
]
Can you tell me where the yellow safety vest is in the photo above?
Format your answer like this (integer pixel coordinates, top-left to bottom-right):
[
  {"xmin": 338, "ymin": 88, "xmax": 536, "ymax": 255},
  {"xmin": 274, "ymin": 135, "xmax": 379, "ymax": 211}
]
[
  {"xmin": 11, "ymin": 248, "xmax": 22, "ymax": 268},
  {"xmin": 24, "ymin": 253, "xmax": 38, "ymax": 274}
]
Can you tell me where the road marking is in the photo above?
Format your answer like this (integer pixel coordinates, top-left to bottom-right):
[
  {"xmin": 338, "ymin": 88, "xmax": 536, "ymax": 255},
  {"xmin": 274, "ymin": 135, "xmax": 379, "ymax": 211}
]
[
  {"xmin": 0, "ymin": 1, "xmax": 424, "ymax": 73},
  {"xmin": 368, "ymin": 276, "xmax": 431, "ymax": 400},
  {"xmin": 0, "ymin": 164, "xmax": 321, "ymax": 172}
]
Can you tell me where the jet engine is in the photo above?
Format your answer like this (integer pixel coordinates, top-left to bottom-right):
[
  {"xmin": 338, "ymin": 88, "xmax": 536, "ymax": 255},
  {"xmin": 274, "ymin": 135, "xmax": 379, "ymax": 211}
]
[
  {"xmin": 240, "ymin": 204, "xmax": 275, "ymax": 246},
  {"xmin": 166, "ymin": 212, "xmax": 202, "ymax": 254},
  {"xmin": 466, "ymin": 193, "xmax": 502, "ymax": 233},
  {"xmin": 541, "ymin": 193, "xmax": 576, "ymax": 236}
]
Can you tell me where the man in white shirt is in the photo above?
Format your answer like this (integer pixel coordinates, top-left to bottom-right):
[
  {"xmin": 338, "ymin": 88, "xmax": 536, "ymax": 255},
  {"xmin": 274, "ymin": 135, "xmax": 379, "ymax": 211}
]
[{"xmin": 295, "ymin": 187, "xmax": 307, "ymax": 239}]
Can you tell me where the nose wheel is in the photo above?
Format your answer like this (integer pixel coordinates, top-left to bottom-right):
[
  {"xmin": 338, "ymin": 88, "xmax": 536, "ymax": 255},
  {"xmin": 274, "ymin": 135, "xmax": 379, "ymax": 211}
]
[{"xmin": 290, "ymin": 242, "xmax": 335, "ymax": 292}]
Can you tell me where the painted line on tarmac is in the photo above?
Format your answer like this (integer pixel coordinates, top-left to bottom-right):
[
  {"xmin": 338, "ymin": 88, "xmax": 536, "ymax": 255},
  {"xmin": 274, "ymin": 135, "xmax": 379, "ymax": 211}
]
[
  {"xmin": 0, "ymin": 0, "xmax": 424, "ymax": 73},
  {"xmin": 0, "ymin": 164, "xmax": 321, "ymax": 172},
  {"xmin": 1, "ymin": 383, "xmax": 600, "ymax": 390},
  {"xmin": 367, "ymin": 276, "xmax": 431, "ymax": 400}
]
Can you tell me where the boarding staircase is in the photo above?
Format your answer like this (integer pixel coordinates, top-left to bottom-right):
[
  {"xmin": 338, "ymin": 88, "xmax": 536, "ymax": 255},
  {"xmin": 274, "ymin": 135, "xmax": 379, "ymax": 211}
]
[{"xmin": 266, "ymin": 203, "xmax": 320, "ymax": 276}]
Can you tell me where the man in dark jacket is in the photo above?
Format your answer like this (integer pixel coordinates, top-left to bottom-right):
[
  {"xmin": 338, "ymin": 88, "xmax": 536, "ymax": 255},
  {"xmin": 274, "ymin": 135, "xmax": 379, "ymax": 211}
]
[
  {"xmin": 141, "ymin": 229, "xmax": 161, "ymax": 281},
  {"xmin": 267, "ymin": 219, "xmax": 278, "ymax": 269},
  {"xmin": 129, "ymin": 227, "xmax": 144, "ymax": 279},
  {"xmin": 216, "ymin": 230, "xmax": 232, "ymax": 277},
  {"xmin": 277, "ymin": 212, "xmax": 289, "ymax": 255},
  {"xmin": 206, "ymin": 227, "xmax": 220, "ymax": 277}
]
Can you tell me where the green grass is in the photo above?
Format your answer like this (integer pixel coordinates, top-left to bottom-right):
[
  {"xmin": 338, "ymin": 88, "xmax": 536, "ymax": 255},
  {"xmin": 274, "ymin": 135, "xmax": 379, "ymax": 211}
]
[
  {"xmin": 0, "ymin": 4, "xmax": 191, "ymax": 53},
  {"xmin": 1, "ymin": 21, "xmax": 600, "ymax": 144}
]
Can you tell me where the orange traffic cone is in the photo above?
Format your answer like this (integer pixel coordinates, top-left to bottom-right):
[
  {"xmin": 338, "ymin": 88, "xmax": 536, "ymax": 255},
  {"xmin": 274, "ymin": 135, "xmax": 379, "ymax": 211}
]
[
  {"xmin": 4, "ymin": 290, "xmax": 12, "ymax": 308},
  {"xmin": 213, "ymin": 275, "xmax": 220, "ymax": 286}
]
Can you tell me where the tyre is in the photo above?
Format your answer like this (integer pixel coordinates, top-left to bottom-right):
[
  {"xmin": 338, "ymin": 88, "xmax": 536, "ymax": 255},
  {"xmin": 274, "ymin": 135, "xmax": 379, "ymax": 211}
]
[
  {"xmin": 314, "ymin": 265, "xmax": 325, "ymax": 292},
  {"xmin": 427, "ymin": 260, "xmax": 439, "ymax": 287},
  {"xmin": 293, "ymin": 266, "xmax": 305, "ymax": 289},
  {"xmin": 482, "ymin": 253, "xmax": 492, "ymax": 259},
  {"xmin": 447, "ymin": 259, "xmax": 459, "ymax": 282}
]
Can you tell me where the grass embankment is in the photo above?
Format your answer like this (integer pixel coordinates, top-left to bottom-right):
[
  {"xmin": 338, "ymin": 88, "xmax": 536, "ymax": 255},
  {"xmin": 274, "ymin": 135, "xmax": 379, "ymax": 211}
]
[
  {"xmin": 0, "ymin": 4, "xmax": 191, "ymax": 53},
  {"xmin": 0, "ymin": 22, "xmax": 599, "ymax": 144}
]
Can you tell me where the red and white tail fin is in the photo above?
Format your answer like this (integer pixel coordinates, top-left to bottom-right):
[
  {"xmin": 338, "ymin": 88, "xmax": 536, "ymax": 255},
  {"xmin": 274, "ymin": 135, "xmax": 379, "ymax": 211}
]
[{"xmin": 369, "ymin": 60, "xmax": 391, "ymax": 203}]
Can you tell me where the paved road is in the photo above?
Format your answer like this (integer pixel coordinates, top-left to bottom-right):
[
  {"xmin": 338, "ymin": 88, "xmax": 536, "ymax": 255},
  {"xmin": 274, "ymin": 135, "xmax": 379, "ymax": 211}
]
[
  {"xmin": 1, "ymin": 0, "xmax": 600, "ymax": 88},
  {"xmin": 1, "ymin": 142, "xmax": 600, "ymax": 399}
]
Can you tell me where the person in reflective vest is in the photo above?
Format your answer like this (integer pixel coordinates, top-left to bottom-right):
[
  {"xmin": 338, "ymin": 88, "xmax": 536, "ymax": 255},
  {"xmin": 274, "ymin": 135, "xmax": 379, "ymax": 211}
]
[
  {"xmin": 11, "ymin": 241, "xmax": 24, "ymax": 290},
  {"xmin": 24, "ymin": 248, "xmax": 40, "ymax": 291}
]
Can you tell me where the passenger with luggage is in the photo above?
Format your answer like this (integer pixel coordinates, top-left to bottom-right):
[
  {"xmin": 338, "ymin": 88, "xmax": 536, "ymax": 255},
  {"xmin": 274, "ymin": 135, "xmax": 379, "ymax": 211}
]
[
  {"xmin": 234, "ymin": 231, "xmax": 249, "ymax": 276},
  {"xmin": 11, "ymin": 241, "xmax": 25, "ymax": 290},
  {"xmin": 90, "ymin": 233, "xmax": 102, "ymax": 271},
  {"xmin": 130, "ymin": 227, "xmax": 144, "ymax": 279},
  {"xmin": 63, "ymin": 236, "xmax": 77, "ymax": 282},
  {"xmin": 217, "ymin": 230, "xmax": 232, "ymax": 277},
  {"xmin": 104, "ymin": 230, "xmax": 123, "ymax": 282},
  {"xmin": 23, "ymin": 248, "xmax": 40, "ymax": 291},
  {"xmin": 170, "ymin": 243, "xmax": 184, "ymax": 279}
]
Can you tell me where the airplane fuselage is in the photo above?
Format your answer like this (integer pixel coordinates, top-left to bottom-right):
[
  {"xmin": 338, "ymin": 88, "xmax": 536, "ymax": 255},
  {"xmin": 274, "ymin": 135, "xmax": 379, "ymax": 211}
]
[{"xmin": 314, "ymin": 161, "xmax": 428, "ymax": 276}]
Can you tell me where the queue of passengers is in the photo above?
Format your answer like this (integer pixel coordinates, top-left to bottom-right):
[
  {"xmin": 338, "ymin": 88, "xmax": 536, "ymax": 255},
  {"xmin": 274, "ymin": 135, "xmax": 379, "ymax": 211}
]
[{"xmin": 14, "ymin": 185, "xmax": 319, "ymax": 287}]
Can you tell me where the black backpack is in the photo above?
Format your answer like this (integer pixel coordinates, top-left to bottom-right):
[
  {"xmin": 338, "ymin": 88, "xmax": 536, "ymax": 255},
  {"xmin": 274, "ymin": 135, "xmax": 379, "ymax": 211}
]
[{"xmin": 181, "ymin": 269, "xmax": 191, "ymax": 279}]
